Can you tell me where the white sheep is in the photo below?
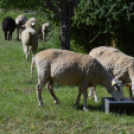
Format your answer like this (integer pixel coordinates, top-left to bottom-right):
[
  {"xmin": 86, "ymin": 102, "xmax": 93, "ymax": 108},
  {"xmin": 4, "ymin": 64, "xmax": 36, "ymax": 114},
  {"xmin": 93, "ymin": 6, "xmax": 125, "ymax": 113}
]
[
  {"xmin": 15, "ymin": 14, "xmax": 27, "ymax": 41},
  {"xmin": 41, "ymin": 22, "xmax": 50, "ymax": 42},
  {"xmin": 89, "ymin": 46, "xmax": 134, "ymax": 101},
  {"xmin": 31, "ymin": 49, "xmax": 124, "ymax": 111},
  {"xmin": 21, "ymin": 18, "xmax": 38, "ymax": 61},
  {"xmin": 36, "ymin": 22, "xmax": 50, "ymax": 42}
]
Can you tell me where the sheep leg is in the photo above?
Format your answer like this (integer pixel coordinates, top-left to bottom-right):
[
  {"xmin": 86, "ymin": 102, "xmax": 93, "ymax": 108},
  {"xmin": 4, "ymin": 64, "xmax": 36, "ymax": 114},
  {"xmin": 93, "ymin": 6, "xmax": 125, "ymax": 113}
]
[
  {"xmin": 31, "ymin": 45, "xmax": 37, "ymax": 57},
  {"xmin": 129, "ymin": 88, "xmax": 132, "ymax": 97},
  {"xmin": 82, "ymin": 87, "xmax": 89, "ymax": 111},
  {"xmin": 23, "ymin": 44, "xmax": 29, "ymax": 61},
  {"xmin": 8, "ymin": 32, "xmax": 11, "ymax": 40},
  {"xmin": 36, "ymin": 84, "xmax": 44, "ymax": 107},
  {"xmin": 43, "ymin": 32, "xmax": 45, "ymax": 42},
  {"xmin": 88, "ymin": 87, "xmax": 99, "ymax": 102},
  {"xmin": 75, "ymin": 88, "xmax": 82, "ymax": 107},
  {"xmin": 5, "ymin": 32, "xmax": 7, "ymax": 40},
  {"xmin": 9, "ymin": 31, "xmax": 12, "ymax": 40},
  {"xmin": 88, "ymin": 87, "xmax": 94, "ymax": 97},
  {"xmin": 46, "ymin": 81, "xmax": 60, "ymax": 104},
  {"xmin": 93, "ymin": 87, "xmax": 99, "ymax": 102},
  {"xmin": 16, "ymin": 27, "xmax": 19, "ymax": 41},
  {"xmin": 36, "ymin": 77, "xmax": 47, "ymax": 107},
  {"xmin": 26, "ymin": 46, "xmax": 30, "ymax": 61},
  {"xmin": 77, "ymin": 82, "xmax": 89, "ymax": 111}
]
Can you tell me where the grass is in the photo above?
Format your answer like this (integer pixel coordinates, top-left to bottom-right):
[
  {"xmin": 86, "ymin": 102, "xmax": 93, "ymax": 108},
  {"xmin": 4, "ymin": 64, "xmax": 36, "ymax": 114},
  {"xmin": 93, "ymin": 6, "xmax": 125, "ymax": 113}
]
[{"xmin": 0, "ymin": 10, "xmax": 134, "ymax": 134}]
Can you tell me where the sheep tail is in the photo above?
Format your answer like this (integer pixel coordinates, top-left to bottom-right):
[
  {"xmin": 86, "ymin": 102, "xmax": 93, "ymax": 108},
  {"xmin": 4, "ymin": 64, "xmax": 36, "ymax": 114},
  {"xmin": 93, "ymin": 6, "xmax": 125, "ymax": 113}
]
[
  {"xmin": 31, "ymin": 57, "xmax": 35, "ymax": 79},
  {"xmin": 28, "ymin": 32, "xmax": 32, "ymax": 42}
]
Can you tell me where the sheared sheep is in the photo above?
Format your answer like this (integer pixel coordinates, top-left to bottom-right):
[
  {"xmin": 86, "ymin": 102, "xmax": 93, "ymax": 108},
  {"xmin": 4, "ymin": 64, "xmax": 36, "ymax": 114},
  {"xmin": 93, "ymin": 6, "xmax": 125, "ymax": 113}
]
[
  {"xmin": 15, "ymin": 14, "xmax": 27, "ymax": 41},
  {"xmin": 21, "ymin": 18, "xmax": 38, "ymax": 61},
  {"xmin": 2, "ymin": 17, "xmax": 16, "ymax": 40},
  {"xmin": 31, "ymin": 49, "xmax": 124, "ymax": 111},
  {"xmin": 89, "ymin": 46, "xmax": 134, "ymax": 101}
]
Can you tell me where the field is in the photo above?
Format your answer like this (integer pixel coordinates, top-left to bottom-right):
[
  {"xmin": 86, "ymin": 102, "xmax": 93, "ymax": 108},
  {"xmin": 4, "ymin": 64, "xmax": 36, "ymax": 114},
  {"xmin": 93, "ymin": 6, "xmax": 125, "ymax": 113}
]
[{"xmin": 0, "ymin": 10, "xmax": 134, "ymax": 134}]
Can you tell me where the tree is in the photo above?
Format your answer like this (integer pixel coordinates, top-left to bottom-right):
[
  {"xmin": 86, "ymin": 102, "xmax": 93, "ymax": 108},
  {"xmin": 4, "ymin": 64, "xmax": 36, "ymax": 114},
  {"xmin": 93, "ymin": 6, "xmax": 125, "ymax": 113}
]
[
  {"xmin": 44, "ymin": 0, "xmax": 80, "ymax": 50},
  {"xmin": 71, "ymin": 0, "xmax": 134, "ymax": 55}
]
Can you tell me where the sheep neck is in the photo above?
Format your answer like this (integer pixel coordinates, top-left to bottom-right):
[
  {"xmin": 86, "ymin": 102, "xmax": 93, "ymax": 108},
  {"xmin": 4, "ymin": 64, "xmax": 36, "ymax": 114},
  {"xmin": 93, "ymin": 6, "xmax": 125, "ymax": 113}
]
[{"xmin": 100, "ymin": 71, "xmax": 113, "ymax": 90}]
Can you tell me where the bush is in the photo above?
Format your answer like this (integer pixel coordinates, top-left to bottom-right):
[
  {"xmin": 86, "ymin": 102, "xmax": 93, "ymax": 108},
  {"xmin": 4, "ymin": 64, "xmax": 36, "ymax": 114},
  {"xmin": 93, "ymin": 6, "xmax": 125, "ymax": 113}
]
[{"xmin": 71, "ymin": 0, "xmax": 134, "ymax": 55}]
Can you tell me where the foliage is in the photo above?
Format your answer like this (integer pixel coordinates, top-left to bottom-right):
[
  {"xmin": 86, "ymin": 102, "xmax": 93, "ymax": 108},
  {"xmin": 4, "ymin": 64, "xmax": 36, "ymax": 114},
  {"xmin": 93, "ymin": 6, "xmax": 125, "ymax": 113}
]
[
  {"xmin": 1, "ymin": 0, "xmax": 134, "ymax": 55},
  {"xmin": 0, "ymin": 0, "xmax": 43, "ymax": 10},
  {"xmin": 72, "ymin": 0, "xmax": 134, "ymax": 55}
]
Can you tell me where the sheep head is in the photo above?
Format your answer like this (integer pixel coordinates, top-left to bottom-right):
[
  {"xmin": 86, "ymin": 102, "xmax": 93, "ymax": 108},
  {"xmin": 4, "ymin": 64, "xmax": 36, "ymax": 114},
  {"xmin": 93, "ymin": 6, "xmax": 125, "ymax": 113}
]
[{"xmin": 108, "ymin": 79, "xmax": 124, "ymax": 101}]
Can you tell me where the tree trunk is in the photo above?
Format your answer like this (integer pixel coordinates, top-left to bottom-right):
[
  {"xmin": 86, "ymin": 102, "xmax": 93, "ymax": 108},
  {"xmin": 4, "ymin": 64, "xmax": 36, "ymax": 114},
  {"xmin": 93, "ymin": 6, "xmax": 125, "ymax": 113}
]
[{"xmin": 60, "ymin": 12, "xmax": 71, "ymax": 50}]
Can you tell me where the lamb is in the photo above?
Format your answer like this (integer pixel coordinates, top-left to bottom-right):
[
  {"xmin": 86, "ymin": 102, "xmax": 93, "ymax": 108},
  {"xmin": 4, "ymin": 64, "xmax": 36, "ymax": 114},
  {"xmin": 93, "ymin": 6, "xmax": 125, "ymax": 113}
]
[
  {"xmin": 15, "ymin": 14, "xmax": 27, "ymax": 41},
  {"xmin": 21, "ymin": 18, "xmax": 38, "ymax": 61},
  {"xmin": 31, "ymin": 49, "xmax": 124, "ymax": 111},
  {"xmin": 2, "ymin": 17, "xmax": 16, "ymax": 40},
  {"xmin": 89, "ymin": 46, "xmax": 134, "ymax": 101}
]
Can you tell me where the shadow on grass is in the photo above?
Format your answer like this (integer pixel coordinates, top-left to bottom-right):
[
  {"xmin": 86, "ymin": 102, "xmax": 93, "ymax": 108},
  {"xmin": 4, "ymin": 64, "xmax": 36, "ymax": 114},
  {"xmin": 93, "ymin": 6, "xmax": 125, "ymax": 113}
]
[
  {"xmin": 74, "ymin": 104, "xmax": 102, "ymax": 111},
  {"xmin": 74, "ymin": 104, "xmax": 134, "ymax": 115},
  {"xmin": 107, "ymin": 110, "xmax": 134, "ymax": 116},
  {"xmin": 43, "ymin": 110, "xmax": 57, "ymax": 121}
]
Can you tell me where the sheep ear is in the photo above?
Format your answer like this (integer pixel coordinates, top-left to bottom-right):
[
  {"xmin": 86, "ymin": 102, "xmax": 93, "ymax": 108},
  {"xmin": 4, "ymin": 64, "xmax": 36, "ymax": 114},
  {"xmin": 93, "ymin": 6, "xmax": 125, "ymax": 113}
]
[
  {"xmin": 111, "ymin": 79, "xmax": 117, "ymax": 86},
  {"xmin": 124, "ymin": 83, "xmax": 132, "ymax": 89}
]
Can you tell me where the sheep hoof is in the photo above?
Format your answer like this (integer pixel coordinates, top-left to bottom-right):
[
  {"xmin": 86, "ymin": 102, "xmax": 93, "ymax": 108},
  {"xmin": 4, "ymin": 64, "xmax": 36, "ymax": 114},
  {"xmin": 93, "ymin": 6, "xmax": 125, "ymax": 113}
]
[
  {"xmin": 54, "ymin": 100, "xmax": 60, "ymax": 104},
  {"xmin": 83, "ymin": 107, "xmax": 90, "ymax": 111},
  {"xmin": 39, "ymin": 104, "xmax": 44, "ymax": 107}
]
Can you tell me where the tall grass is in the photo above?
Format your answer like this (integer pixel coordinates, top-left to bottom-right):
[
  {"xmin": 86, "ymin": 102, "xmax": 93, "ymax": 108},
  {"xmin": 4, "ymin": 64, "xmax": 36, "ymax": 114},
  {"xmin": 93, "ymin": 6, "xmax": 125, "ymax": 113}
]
[{"xmin": 0, "ymin": 10, "xmax": 134, "ymax": 134}]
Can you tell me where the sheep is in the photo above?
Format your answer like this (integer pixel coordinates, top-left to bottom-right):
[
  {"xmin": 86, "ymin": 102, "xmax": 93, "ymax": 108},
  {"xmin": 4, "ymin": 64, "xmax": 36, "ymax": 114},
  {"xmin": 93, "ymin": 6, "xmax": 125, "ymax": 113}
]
[
  {"xmin": 21, "ymin": 18, "xmax": 38, "ymax": 61},
  {"xmin": 31, "ymin": 49, "xmax": 124, "ymax": 111},
  {"xmin": 15, "ymin": 14, "xmax": 27, "ymax": 41},
  {"xmin": 34, "ymin": 22, "xmax": 50, "ymax": 42},
  {"xmin": 89, "ymin": 46, "xmax": 134, "ymax": 102},
  {"xmin": 41, "ymin": 22, "xmax": 50, "ymax": 42},
  {"xmin": 2, "ymin": 17, "xmax": 16, "ymax": 40}
]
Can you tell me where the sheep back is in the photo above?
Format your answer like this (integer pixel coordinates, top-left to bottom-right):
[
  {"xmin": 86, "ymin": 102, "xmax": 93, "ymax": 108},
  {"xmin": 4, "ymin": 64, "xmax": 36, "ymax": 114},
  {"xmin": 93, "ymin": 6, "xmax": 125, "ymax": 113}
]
[
  {"xmin": 89, "ymin": 46, "xmax": 134, "ymax": 83},
  {"xmin": 21, "ymin": 28, "xmax": 38, "ymax": 46},
  {"xmin": 33, "ymin": 49, "xmax": 112, "ymax": 86}
]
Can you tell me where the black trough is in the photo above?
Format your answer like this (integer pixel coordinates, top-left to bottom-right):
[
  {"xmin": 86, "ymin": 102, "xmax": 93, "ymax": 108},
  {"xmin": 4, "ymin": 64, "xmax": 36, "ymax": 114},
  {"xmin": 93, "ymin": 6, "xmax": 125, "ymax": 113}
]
[{"xmin": 102, "ymin": 97, "xmax": 134, "ymax": 114}]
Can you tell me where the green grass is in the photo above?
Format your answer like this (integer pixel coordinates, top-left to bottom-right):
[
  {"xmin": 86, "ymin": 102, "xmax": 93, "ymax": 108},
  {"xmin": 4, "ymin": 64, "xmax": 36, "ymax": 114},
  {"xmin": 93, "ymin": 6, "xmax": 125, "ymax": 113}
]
[{"xmin": 0, "ymin": 10, "xmax": 134, "ymax": 134}]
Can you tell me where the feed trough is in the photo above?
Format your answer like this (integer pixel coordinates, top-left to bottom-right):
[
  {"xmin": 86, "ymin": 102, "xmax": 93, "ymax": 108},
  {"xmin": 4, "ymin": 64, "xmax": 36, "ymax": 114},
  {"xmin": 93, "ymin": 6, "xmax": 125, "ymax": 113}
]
[{"xmin": 102, "ymin": 97, "xmax": 134, "ymax": 114}]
